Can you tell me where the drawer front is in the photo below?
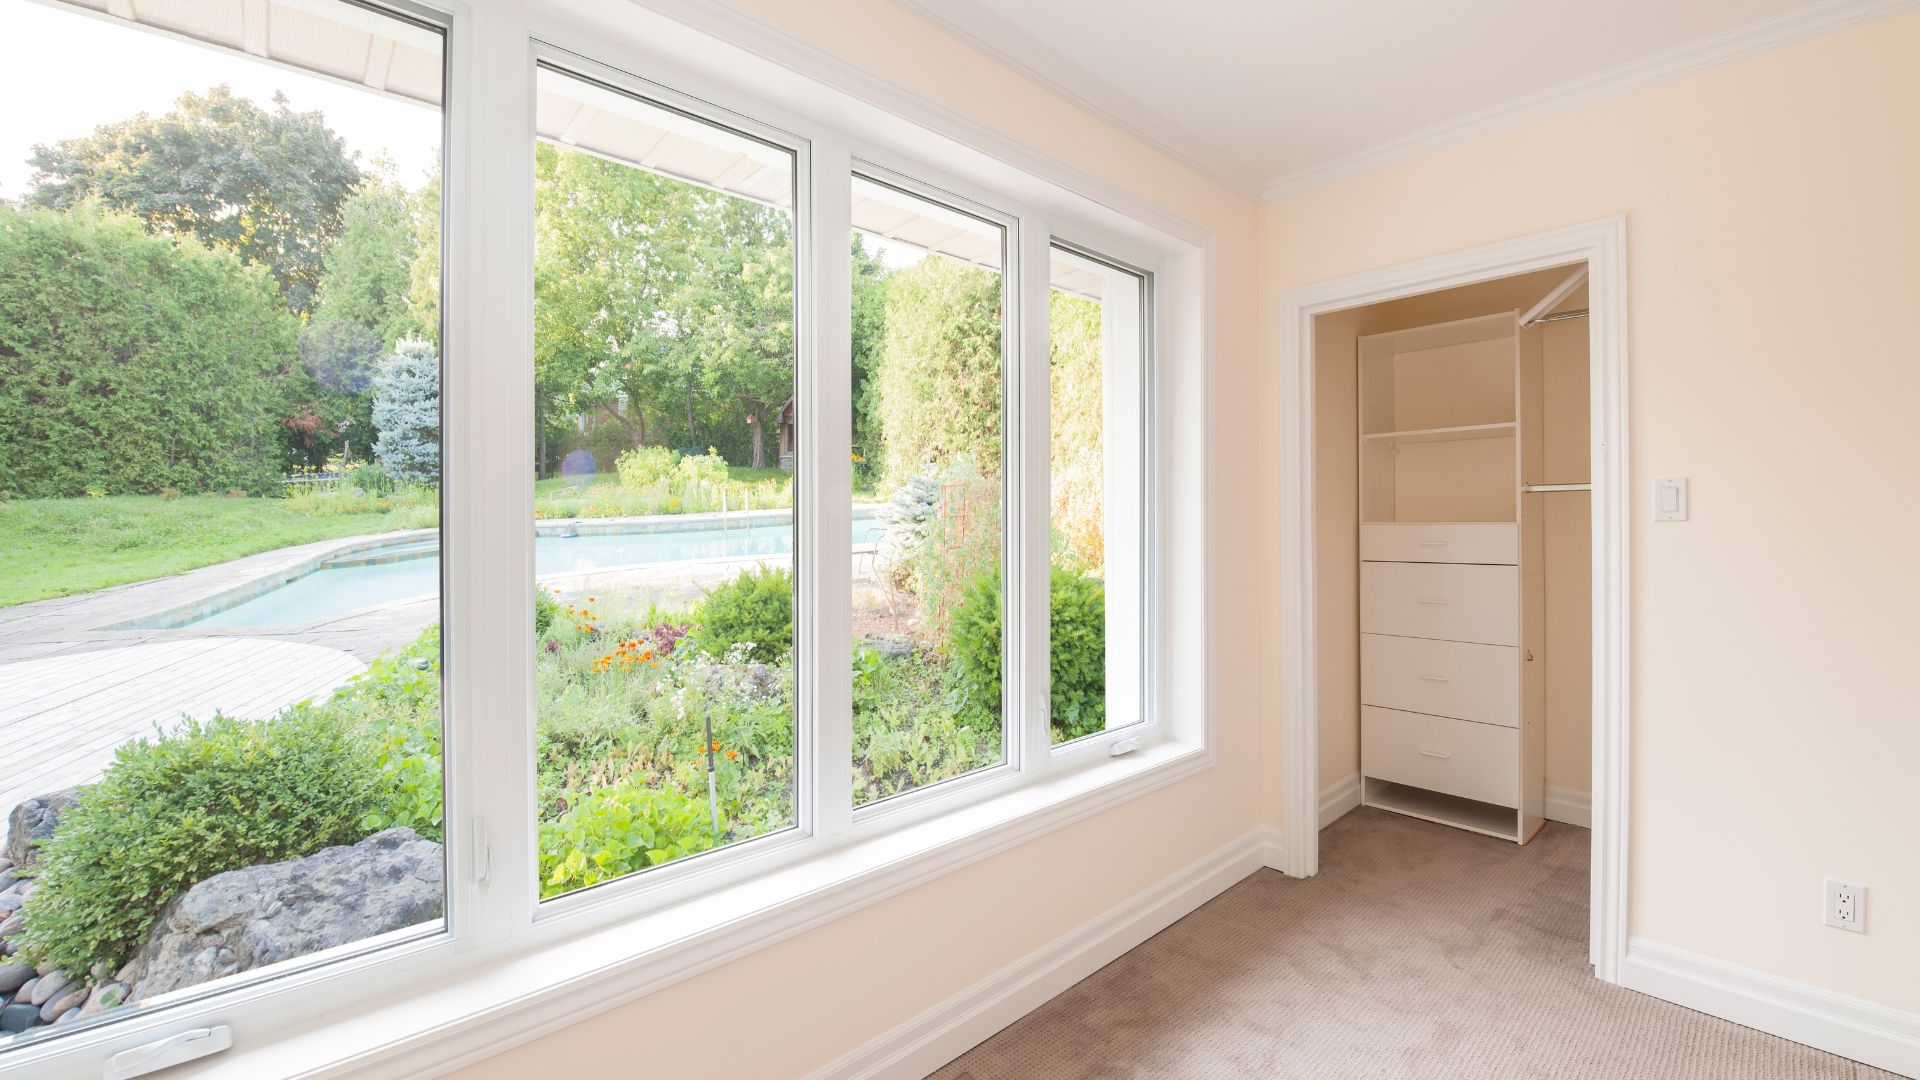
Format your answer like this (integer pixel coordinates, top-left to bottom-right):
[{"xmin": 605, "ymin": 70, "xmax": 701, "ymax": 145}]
[
  {"xmin": 1361, "ymin": 523, "xmax": 1518, "ymax": 565},
  {"xmin": 1361, "ymin": 635, "xmax": 1519, "ymax": 727},
  {"xmin": 1361, "ymin": 562, "xmax": 1518, "ymax": 645},
  {"xmin": 1363, "ymin": 706, "xmax": 1517, "ymax": 807}
]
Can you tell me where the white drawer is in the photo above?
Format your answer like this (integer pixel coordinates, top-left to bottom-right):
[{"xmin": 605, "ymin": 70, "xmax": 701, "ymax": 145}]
[
  {"xmin": 1361, "ymin": 562, "xmax": 1518, "ymax": 645},
  {"xmin": 1363, "ymin": 706, "xmax": 1517, "ymax": 808},
  {"xmin": 1361, "ymin": 523, "xmax": 1517, "ymax": 565},
  {"xmin": 1361, "ymin": 634, "xmax": 1519, "ymax": 727}
]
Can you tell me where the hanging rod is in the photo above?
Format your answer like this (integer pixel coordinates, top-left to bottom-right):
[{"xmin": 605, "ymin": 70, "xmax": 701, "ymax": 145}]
[
  {"xmin": 1520, "ymin": 266, "xmax": 1588, "ymax": 326},
  {"xmin": 1524, "ymin": 482, "xmax": 1592, "ymax": 493},
  {"xmin": 1531, "ymin": 308, "xmax": 1589, "ymax": 323}
]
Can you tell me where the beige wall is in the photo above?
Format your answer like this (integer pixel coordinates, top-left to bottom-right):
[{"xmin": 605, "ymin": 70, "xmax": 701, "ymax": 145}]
[
  {"xmin": 449, "ymin": 1, "xmax": 1264, "ymax": 1077},
  {"xmin": 1269, "ymin": 13, "xmax": 1920, "ymax": 1010}
]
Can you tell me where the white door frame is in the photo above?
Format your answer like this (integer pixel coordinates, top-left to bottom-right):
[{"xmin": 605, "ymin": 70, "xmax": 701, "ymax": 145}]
[{"xmin": 1272, "ymin": 216, "xmax": 1631, "ymax": 983}]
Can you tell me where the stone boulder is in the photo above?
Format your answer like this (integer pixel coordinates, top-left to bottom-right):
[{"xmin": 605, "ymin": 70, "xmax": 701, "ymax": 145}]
[
  {"xmin": 5, "ymin": 790, "xmax": 78, "ymax": 869},
  {"xmin": 123, "ymin": 829, "xmax": 443, "ymax": 1001}
]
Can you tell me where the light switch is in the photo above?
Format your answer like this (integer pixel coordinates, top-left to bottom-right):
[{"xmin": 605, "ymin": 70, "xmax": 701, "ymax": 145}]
[{"xmin": 1654, "ymin": 477, "xmax": 1687, "ymax": 521}]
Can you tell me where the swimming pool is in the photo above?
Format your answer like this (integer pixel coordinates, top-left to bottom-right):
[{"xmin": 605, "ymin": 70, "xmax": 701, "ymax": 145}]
[{"xmin": 184, "ymin": 512, "xmax": 885, "ymax": 629}]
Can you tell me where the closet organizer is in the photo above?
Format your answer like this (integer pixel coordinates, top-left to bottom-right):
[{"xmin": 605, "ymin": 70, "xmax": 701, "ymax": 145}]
[{"xmin": 1357, "ymin": 311, "xmax": 1545, "ymax": 843}]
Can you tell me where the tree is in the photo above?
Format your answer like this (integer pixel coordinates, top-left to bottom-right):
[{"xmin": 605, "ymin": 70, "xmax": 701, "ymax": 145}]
[
  {"xmin": 0, "ymin": 205, "xmax": 300, "ymax": 496},
  {"xmin": 312, "ymin": 170, "xmax": 417, "ymax": 347},
  {"xmin": 407, "ymin": 167, "xmax": 441, "ymax": 342},
  {"xmin": 1048, "ymin": 289, "xmax": 1105, "ymax": 569},
  {"xmin": 675, "ymin": 195, "xmax": 796, "ymax": 470},
  {"xmin": 850, "ymin": 235, "xmax": 891, "ymax": 482},
  {"xmin": 25, "ymin": 85, "xmax": 362, "ymax": 313},
  {"xmin": 874, "ymin": 255, "xmax": 1004, "ymax": 490},
  {"xmin": 372, "ymin": 339, "xmax": 440, "ymax": 485},
  {"xmin": 296, "ymin": 316, "xmax": 385, "ymax": 465}
]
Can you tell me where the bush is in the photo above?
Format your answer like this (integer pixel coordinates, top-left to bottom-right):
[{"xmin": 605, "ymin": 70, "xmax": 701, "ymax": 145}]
[
  {"xmin": 326, "ymin": 627, "xmax": 444, "ymax": 841},
  {"xmin": 614, "ymin": 444, "xmax": 679, "ymax": 489},
  {"xmin": 538, "ymin": 779, "xmax": 716, "ymax": 897},
  {"xmin": 917, "ymin": 456, "xmax": 1000, "ymax": 645},
  {"xmin": 18, "ymin": 709, "xmax": 381, "ymax": 974},
  {"xmin": 948, "ymin": 563, "xmax": 1107, "ymax": 740},
  {"xmin": 534, "ymin": 585, "xmax": 561, "ymax": 635},
  {"xmin": 372, "ymin": 337, "xmax": 440, "ymax": 486},
  {"xmin": 691, "ymin": 567, "xmax": 793, "ymax": 659},
  {"xmin": 677, "ymin": 448, "xmax": 730, "ymax": 486},
  {"xmin": 0, "ymin": 205, "xmax": 301, "ymax": 497}
]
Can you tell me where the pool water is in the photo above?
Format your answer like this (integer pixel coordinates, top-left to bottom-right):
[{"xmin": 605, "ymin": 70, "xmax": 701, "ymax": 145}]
[{"xmin": 189, "ymin": 515, "xmax": 885, "ymax": 629}]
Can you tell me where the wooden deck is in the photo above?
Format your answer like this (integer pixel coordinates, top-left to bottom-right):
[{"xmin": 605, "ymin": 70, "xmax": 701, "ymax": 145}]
[{"xmin": 0, "ymin": 638, "xmax": 364, "ymax": 816}]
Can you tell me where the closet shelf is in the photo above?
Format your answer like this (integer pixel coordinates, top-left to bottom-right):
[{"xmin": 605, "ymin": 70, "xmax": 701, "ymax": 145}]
[{"xmin": 1362, "ymin": 422, "xmax": 1516, "ymax": 445}]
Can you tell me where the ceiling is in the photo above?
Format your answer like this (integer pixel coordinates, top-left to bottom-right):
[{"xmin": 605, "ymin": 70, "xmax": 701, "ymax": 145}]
[{"xmin": 890, "ymin": 0, "xmax": 1882, "ymax": 199}]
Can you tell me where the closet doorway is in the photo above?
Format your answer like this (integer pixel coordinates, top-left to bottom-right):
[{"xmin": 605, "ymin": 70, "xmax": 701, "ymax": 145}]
[{"xmin": 1272, "ymin": 219, "xmax": 1630, "ymax": 983}]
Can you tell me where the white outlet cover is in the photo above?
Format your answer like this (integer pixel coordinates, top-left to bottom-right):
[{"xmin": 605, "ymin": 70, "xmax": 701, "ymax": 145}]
[{"xmin": 1824, "ymin": 878, "xmax": 1866, "ymax": 933}]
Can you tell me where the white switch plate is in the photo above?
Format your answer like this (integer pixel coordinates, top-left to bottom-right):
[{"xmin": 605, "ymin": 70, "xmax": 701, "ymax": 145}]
[
  {"xmin": 1824, "ymin": 879, "xmax": 1865, "ymax": 932},
  {"xmin": 1654, "ymin": 477, "xmax": 1688, "ymax": 521}
]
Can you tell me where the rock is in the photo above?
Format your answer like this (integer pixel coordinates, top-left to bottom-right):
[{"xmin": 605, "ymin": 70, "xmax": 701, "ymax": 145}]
[
  {"xmin": 0, "ymin": 891, "xmax": 23, "ymax": 914},
  {"xmin": 42, "ymin": 986, "xmax": 86, "ymax": 1022},
  {"xmin": 859, "ymin": 631, "xmax": 918, "ymax": 660},
  {"xmin": 27, "ymin": 971, "xmax": 67, "ymax": 1006},
  {"xmin": 12, "ymin": 978, "xmax": 33, "ymax": 1004},
  {"xmin": 53, "ymin": 1006, "xmax": 80, "ymax": 1026},
  {"xmin": 0, "ymin": 857, "xmax": 12, "ymax": 874},
  {"xmin": 0, "ymin": 962, "xmax": 30, "ymax": 995},
  {"xmin": 5, "ymin": 790, "xmax": 78, "ymax": 869},
  {"xmin": 0, "ymin": 870, "xmax": 16, "ymax": 893},
  {"xmin": 0, "ymin": 913, "xmax": 23, "ymax": 940},
  {"xmin": 88, "ymin": 962, "xmax": 111, "ymax": 982},
  {"xmin": 78, "ymin": 981, "xmax": 124, "ymax": 1018},
  {"xmin": 128, "ymin": 829, "xmax": 443, "ymax": 1001},
  {"xmin": 0, "ymin": 1001, "xmax": 38, "ymax": 1034}
]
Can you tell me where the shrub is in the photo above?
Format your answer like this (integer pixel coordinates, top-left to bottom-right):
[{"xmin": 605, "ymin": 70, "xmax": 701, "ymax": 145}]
[
  {"xmin": 327, "ymin": 627, "xmax": 444, "ymax": 841},
  {"xmin": 917, "ymin": 456, "xmax": 1000, "ymax": 645},
  {"xmin": 691, "ymin": 567, "xmax": 793, "ymax": 659},
  {"xmin": 677, "ymin": 447, "xmax": 730, "ymax": 487},
  {"xmin": 534, "ymin": 585, "xmax": 561, "ymax": 635},
  {"xmin": 948, "ymin": 563, "xmax": 1107, "ymax": 740},
  {"xmin": 614, "ymin": 445, "xmax": 679, "ymax": 489},
  {"xmin": 538, "ymin": 780, "xmax": 716, "ymax": 897},
  {"xmin": 18, "ymin": 709, "xmax": 381, "ymax": 974},
  {"xmin": 373, "ymin": 337, "xmax": 440, "ymax": 486},
  {"xmin": 0, "ymin": 205, "xmax": 301, "ymax": 497},
  {"xmin": 874, "ymin": 462, "xmax": 940, "ymax": 593}
]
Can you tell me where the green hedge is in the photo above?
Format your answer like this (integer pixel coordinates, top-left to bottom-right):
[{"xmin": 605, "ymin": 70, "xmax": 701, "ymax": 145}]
[
  {"xmin": 949, "ymin": 563, "xmax": 1107, "ymax": 740},
  {"xmin": 0, "ymin": 205, "xmax": 300, "ymax": 497}
]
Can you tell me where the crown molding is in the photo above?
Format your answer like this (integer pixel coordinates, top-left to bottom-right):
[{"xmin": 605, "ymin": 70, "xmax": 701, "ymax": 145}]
[
  {"xmin": 1260, "ymin": 0, "xmax": 1920, "ymax": 200},
  {"xmin": 888, "ymin": 0, "xmax": 1265, "ymax": 201}
]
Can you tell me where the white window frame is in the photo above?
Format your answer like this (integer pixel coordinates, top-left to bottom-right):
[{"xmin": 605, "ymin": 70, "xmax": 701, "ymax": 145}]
[{"xmin": 3, "ymin": 0, "xmax": 1216, "ymax": 1075}]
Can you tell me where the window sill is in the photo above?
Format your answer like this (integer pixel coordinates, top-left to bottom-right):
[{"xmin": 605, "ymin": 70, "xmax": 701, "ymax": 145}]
[{"xmin": 212, "ymin": 738, "xmax": 1210, "ymax": 1079}]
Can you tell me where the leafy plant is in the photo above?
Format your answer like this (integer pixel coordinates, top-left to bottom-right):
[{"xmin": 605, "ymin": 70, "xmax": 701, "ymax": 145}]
[
  {"xmin": 691, "ymin": 566, "xmax": 793, "ymax": 658},
  {"xmin": 676, "ymin": 448, "xmax": 730, "ymax": 487},
  {"xmin": 537, "ymin": 780, "xmax": 716, "ymax": 897},
  {"xmin": 614, "ymin": 445, "xmax": 679, "ymax": 489},
  {"xmin": 534, "ymin": 585, "xmax": 561, "ymax": 635},
  {"xmin": 18, "ymin": 709, "xmax": 381, "ymax": 974},
  {"xmin": 917, "ymin": 456, "xmax": 1000, "ymax": 645},
  {"xmin": 948, "ymin": 562, "xmax": 1107, "ymax": 740}
]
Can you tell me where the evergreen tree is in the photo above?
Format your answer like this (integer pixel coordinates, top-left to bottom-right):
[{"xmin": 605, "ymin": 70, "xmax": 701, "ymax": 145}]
[{"xmin": 372, "ymin": 338, "xmax": 440, "ymax": 485}]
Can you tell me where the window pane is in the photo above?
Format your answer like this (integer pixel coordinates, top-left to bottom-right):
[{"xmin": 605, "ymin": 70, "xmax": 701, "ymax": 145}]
[
  {"xmin": 1048, "ymin": 247, "xmax": 1147, "ymax": 744},
  {"xmin": 849, "ymin": 176, "xmax": 1006, "ymax": 805},
  {"xmin": 532, "ymin": 69, "xmax": 797, "ymax": 899},
  {"xmin": 0, "ymin": 0, "xmax": 444, "ymax": 1044}
]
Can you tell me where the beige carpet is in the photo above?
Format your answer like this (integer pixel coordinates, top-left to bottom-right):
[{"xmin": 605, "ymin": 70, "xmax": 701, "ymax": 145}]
[{"xmin": 933, "ymin": 809, "xmax": 1898, "ymax": 1080}]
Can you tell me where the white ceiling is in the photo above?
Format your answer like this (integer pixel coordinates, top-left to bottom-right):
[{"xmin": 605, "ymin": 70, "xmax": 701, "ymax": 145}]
[{"xmin": 891, "ymin": 0, "xmax": 1887, "ymax": 199}]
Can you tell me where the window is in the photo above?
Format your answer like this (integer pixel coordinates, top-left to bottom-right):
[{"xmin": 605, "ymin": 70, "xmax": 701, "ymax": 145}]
[
  {"xmin": 531, "ymin": 66, "xmax": 800, "ymax": 899},
  {"xmin": 0, "ymin": 0, "xmax": 444, "ymax": 1045},
  {"xmin": 849, "ymin": 175, "xmax": 1009, "ymax": 805},
  {"xmin": 0, "ymin": 6, "xmax": 1198, "ymax": 1071},
  {"xmin": 1047, "ymin": 246, "xmax": 1149, "ymax": 745}
]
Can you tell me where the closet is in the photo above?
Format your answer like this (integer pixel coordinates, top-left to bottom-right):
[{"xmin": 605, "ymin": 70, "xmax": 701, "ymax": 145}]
[{"xmin": 1356, "ymin": 311, "xmax": 1546, "ymax": 843}]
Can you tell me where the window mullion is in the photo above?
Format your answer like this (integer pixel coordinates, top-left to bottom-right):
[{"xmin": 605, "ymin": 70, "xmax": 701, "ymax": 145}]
[
  {"xmin": 808, "ymin": 142, "xmax": 855, "ymax": 836},
  {"xmin": 1015, "ymin": 217, "xmax": 1053, "ymax": 771}
]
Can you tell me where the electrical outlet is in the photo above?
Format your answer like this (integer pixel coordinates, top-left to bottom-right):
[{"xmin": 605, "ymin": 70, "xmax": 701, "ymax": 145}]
[{"xmin": 1824, "ymin": 879, "xmax": 1865, "ymax": 933}]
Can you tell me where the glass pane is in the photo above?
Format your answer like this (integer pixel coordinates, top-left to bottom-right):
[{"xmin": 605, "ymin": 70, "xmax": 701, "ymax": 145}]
[
  {"xmin": 532, "ymin": 68, "xmax": 797, "ymax": 899},
  {"xmin": 1048, "ymin": 247, "xmax": 1147, "ymax": 744},
  {"xmin": 0, "ymin": 0, "xmax": 444, "ymax": 1044},
  {"xmin": 849, "ymin": 176, "xmax": 1006, "ymax": 805}
]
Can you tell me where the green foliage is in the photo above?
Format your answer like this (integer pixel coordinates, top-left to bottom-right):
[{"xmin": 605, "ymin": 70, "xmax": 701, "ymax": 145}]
[
  {"xmin": 18, "ymin": 710, "xmax": 381, "ymax": 974},
  {"xmin": 948, "ymin": 563, "xmax": 1107, "ymax": 740},
  {"xmin": 916, "ymin": 457, "xmax": 1001, "ymax": 645},
  {"xmin": 327, "ymin": 627, "xmax": 445, "ymax": 840},
  {"xmin": 312, "ymin": 172, "xmax": 420, "ymax": 348},
  {"xmin": 850, "ymin": 645, "xmax": 998, "ymax": 805},
  {"xmin": 615, "ymin": 445, "xmax": 679, "ymax": 489},
  {"xmin": 537, "ymin": 780, "xmax": 716, "ymax": 897},
  {"xmin": 1049, "ymin": 289, "xmax": 1106, "ymax": 570},
  {"xmin": 850, "ymin": 235, "xmax": 892, "ymax": 485},
  {"xmin": 692, "ymin": 567, "xmax": 793, "ymax": 659},
  {"xmin": 372, "ymin": 338, "xmax": 440, "ymax": 486},
  {"xmin": 875, "ymin": 255, "xmax": 1004, "ymax": 491},
  {"xmin": 534, "ymin": 585, "xmax": 561, "ymax": 635},
  {"xmin": 0, "ymin": 204, "xmax": 301, "ymax": 497},
  {"xmin": 676, "ymin": 448, "xmax": 730, "ymax": 486},
  {"xmin": 25, "ymin": 85, "xmax": 363, "ymax": 314},
  {"xmin": 557, "ymin": 417, "xmax": 641, "ymax": 478}
]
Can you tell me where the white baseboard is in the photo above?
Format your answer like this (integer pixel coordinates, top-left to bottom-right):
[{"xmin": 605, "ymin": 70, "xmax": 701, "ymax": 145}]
[
  {"xmin": 805, "ymin": 827, "xmax": 1279, "ymax": 1080},
  {"xmin": 1545, "ymin": 784, "xmax": 1591, "ymax": 828},
  {"xmin": 1621, "ymin": 940, "xmax": 1920, "ymax": 1079},
  {"xmin": 1319, "ymin": 773, "xmax": 1362, "ymax": 828}
]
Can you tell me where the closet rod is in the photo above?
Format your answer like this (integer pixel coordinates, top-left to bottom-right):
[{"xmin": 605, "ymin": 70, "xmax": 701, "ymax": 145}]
[
  {"xmin": 1530, "ymin": 308, "xmax": 1589, "ymax": 323},
  {"xmin": 1523, "ymin": 482, "xmax": 1592, "ymax": 493}
]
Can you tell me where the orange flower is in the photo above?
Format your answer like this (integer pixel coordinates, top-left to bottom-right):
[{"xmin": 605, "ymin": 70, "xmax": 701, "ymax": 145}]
[{"xmin": 725, "ymin": 749, "xmax": 738, "ymax": 761}]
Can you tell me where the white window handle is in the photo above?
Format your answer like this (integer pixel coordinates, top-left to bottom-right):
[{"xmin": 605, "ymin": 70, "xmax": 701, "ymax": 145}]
[
  {"xmin": 1417, "ymin": 673, "xmax": 1451, "ymax": 682},
  {"xmin": 1419, "ymin": 748, "xmax": 1451, "ymax": 760},
  {"xmin": 1418, "ymin": 597, "xmax": 1450, "ymax": 605},
  {"xmin": 1417, "ymin": 539, "xmax": 1449, "ymax": 546}
]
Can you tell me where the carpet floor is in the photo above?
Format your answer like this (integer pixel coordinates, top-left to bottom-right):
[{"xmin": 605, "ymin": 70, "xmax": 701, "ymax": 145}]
[{"xmin": 932, "ymin": 808, "xmax": 1898, "ymax": 1080}]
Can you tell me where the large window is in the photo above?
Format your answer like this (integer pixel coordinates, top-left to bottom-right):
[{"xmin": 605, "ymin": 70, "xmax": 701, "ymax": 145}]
[
  {"xmin": 530, "ymin": 67, "xmax": 799, "ymax": 899},
  {"xmin": 0, "ymin": 0, "xmax": 444, "ymax": 1046},
  {"xmin": 849, "ymin": 175, "xmax": 1008, "ymax": 805}
]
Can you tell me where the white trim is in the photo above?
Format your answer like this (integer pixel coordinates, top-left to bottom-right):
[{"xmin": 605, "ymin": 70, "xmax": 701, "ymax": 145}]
[
  {"xmin": 1271, "ymin": 218, "xmax": 1631, "ymax": 990},
  {"xmin": 884, "ymin": 0, "xmax": 1264, "ymax": 200},
  {"xmin": 804, "ymin": 827, "xmax": 1281, "ymax": 1080},
  {"xmin": 1620, "ymin": 940, "xmax": 1920, "ymax": 1079},
  {"xmin": 1259, "ymin": 0, "xmax": 1920, "ymax": 200},
  {"xmin": 1318, "ymin": 772, "xmax": 1362, "ymax": 829},
  {"xmin": 1545, "ymin": 785, "xmax": 1592, "ymax": 829}
]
